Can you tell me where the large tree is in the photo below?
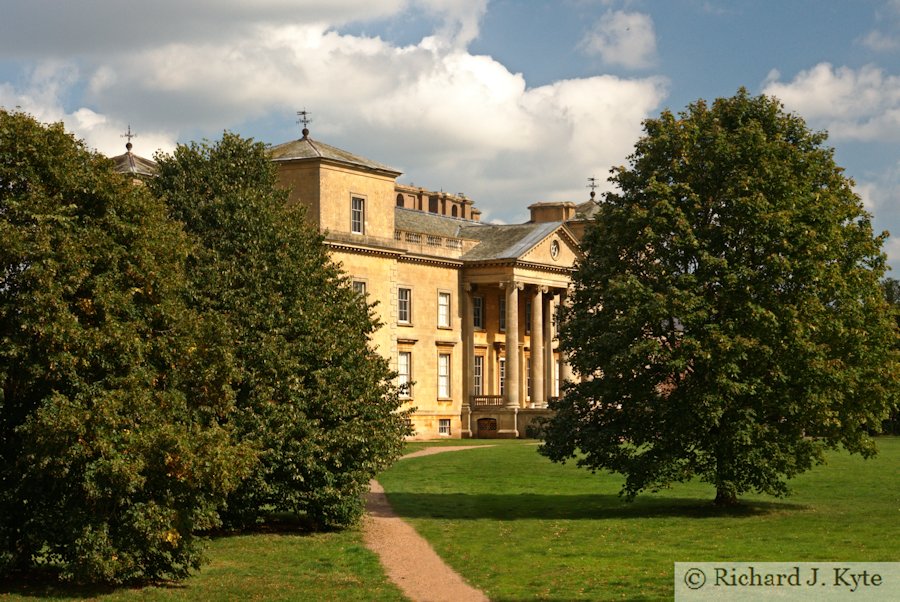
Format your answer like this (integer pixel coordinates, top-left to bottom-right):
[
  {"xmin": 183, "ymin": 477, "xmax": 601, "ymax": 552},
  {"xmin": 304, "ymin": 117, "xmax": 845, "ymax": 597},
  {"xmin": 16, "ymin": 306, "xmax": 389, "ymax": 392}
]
[
  {"xmin": 151, "ymin": 133, "xmax": 411, "ymax": 529},
  {"xmin": 541, "ymin": 90, "xmax": 900, "ymax": 505},
  {"xmin": 0, "ymin": 110, "xmax": 252, "ymax": 583},
  {"xmin": 881, "ymin": 278, "xmax": 900, "ymax": 434}
]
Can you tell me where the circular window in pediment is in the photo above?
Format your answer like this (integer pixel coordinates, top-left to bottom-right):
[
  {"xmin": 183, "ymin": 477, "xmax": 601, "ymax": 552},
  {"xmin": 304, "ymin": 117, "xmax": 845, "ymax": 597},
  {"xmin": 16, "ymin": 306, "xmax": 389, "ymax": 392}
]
[{"xmin": 550, "ymin": 239, "xmax": 560, "ymax": 260}]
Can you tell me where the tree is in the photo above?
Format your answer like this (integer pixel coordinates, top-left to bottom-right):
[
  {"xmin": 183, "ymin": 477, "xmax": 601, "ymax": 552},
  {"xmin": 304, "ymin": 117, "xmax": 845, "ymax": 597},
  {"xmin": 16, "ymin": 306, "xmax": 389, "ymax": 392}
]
[
  {"xmin": 881, "ymin": 278, "xmax": 900, "ymax": 434},
  {"xmin": 150, "ymin": 133, "xmax": 411, "ymax": 529},
  {"xmin": 0, "ymin": 110, "xmax": 253, "ymax": 583},
  {"xmin": 540, "ymin": 90, "xmax": 900, "ymax": 505},
  {"xmin": 882, "ymin": 277, "xmax": 900, "ymax": 308}
]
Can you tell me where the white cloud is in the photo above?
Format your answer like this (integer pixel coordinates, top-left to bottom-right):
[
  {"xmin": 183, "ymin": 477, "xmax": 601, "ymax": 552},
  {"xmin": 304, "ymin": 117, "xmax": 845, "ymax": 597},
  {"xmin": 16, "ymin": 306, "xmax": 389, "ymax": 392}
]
[
  {"xmin": 859, "ymin": 30, "xmax": 900, "ymax": 53},
  {"xmin": 763, "ymin": 62, "xmax": 900, "ymax": 270},
  {"xmin": 858, "ymin": 0, "xmax": 900, "ymax": 53},
  {"xmin": 763, "ymin": 63, "xmax": 900, "ymax": 142},
  {"xmin": 580, "ymin": 10, "xmax": 657, "ymax": 70},
  {"xmin": 0, "ymin": 0, "xmax": 669, "ymax": 224},
  {"xmin": 414, "ymin": 0, "xmax": 488, "ymax": 48},
  {"xmin": 852, "ymin": 162, "xmax": 900, "ymax": 271},
  {"xmin": 0, "ymin": 60, "xmax": 177, "ymax": 157},
  {"xmin": 0, "ymin": 61, "xmax": 79, "ymax": 123},
  {"xmin": 0, "ymin": 1, "xmax": 409, "ymax": 56}
]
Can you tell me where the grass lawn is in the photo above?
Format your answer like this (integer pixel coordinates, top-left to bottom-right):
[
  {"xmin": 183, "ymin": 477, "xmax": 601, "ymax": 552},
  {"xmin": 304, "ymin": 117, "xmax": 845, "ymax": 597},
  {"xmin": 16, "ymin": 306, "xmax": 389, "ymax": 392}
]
[
  {"xmin": 0, "ymin": 529, "xmax": 405, "ymax": 602},
  {"xmin": 2, "ymin": 438, "xmax": 896, "ymax": 601},
  {"xmin": 378, "ymin": 437, "xmax": 900, "ymax": 601}
]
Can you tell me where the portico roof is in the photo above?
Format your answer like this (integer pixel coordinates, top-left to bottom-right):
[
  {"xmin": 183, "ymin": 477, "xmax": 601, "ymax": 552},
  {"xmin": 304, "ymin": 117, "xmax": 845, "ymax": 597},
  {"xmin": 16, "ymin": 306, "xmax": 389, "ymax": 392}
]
[{"xmin": 459, "ymin": 222, "xmax": 571, "ymax": 261}]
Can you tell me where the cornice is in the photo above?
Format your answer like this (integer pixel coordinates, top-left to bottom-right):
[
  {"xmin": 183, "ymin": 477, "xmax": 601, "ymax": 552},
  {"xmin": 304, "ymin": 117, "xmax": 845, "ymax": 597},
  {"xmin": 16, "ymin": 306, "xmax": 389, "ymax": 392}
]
[
  {"xmin": 325, "ymin": 240, "xmax": 404, "ymax": 258},
  {"xmin": 397, "ymin": 254, "xmax": 464, "ymax": 268},
  {"xmin": 326, "ymin": 239, "xmax": 464, "ymax": 268},
  {"xmin": 462, "ymin": 258, "xmax": 574, "ymax": 275}
]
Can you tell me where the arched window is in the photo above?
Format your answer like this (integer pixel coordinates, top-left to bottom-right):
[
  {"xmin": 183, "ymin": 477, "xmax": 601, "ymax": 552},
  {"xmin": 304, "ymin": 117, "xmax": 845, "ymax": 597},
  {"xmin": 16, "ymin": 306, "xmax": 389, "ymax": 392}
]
[
  {"xmin": 451, "ymin": 204, "xmax": 458, "ymax": 217},
  {"xmin": 396, "ymin": 193, "xmax": 405, "ymax": 207}
]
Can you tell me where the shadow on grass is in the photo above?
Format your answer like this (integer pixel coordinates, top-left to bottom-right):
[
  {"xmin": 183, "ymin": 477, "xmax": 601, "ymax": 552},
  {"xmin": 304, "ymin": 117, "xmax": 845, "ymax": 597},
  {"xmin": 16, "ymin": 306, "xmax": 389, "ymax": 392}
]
[
  {"xmin": 206, "ymin": 512, "xmax": 327, "ymax": 539},
  {"xmin": 380, "ymin": 492, "xmax": 806, "ymax": 521},
  {"xmin": 0, "ymin": 568, "xmax": 185, "ymax": 599},
  {"xmin": 0, "ymin": 516, "xmax": 319, "ymax": 599}
]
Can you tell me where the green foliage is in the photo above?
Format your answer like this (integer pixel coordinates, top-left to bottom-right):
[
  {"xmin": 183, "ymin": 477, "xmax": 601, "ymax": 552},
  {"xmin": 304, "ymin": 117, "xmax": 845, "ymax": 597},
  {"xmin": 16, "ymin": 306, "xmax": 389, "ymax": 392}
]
[
  {"xmin": 881, "ymin": 277, "xmax": 900, "ymax": 308},
  {"xmin": 541, "ymin": 90, "xmax": 900, "ymax": 504},
  {"xmin": 151, "ymin": 133, "xmax": 411, "ymax": 530},
  {"xmin": 0, "ymin": 110, "xmax": 253, "ymax": 583},
  {"xmin": 881, "ymin": 278, "xmax": 900, "ymax": 434}
]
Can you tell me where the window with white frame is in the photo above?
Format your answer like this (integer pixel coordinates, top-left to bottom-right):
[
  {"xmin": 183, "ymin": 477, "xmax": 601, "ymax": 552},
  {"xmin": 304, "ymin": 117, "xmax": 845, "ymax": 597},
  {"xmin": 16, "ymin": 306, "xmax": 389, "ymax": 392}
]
[
  {"xmin": 473, "ymin": 296, "xmax": 484, "ymax": 329},
  {"xmin": 351, "ymin": 196, "xmax": 365, "ymax": 234},
  {"xmin": 499, "ymin": 297, "xmax": 506, "ymax": 331},
  {"xmin": 473, "ymin": 355, "xmax": 483, "ymax": 395},
  {"xmin": 437, "ymin": 292, "xmax": 451, "ymax": 328},
  {"xmin": 398, "ymin": 351, "xmax": 412, "ymax": 398},
  {"xmin": 499, "ymin": 357, "xmax": 506, "ymax": 395},
  {"xmin": 352, "ymin": 280, "xmax": 366, "ymax": 299},
  {"xmin": 438, "ymin": 418, "xmax": 451, "ymax": 436},
  {"xmin": 438, "ymin": 353, "xmax": 451, "ymax": 398},
  {"xmin": 398, "ymin": 287, "xmax": 412, "ymax": 324}
]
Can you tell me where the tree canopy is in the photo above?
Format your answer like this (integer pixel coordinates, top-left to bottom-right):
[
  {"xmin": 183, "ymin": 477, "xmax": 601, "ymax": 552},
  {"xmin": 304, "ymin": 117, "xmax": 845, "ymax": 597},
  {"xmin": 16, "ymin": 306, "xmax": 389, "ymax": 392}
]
[
  {"xmin": 540, "ymin": 90, "xmax": 900, "ymax": 505},
  {"xmin": 150, "ymin": 133, "xmax": 411, "ymax": 529},
  {"xmin": 0, "ymin": 110, "xmax": 252, "ymax": 583},
  {"xmin": 1, "ymin": 116, "xmax": 409, "ymax": 585}
]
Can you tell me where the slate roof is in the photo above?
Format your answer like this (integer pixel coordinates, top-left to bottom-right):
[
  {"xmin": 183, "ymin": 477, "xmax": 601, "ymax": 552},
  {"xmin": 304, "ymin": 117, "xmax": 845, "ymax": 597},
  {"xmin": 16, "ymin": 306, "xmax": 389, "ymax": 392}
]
[
  {"xmin": 269, "ymin": 135, "xmax": 401, "ymax": 175},
  {"xmin": 574, "ymin": 198, "xmax": 601, "ymax": 220},
  {"xmin": 394, "ymin": 207, "xmax": 485, "ymax": 239},
  {"xmin": 459, "ymin": 221, "xmax": 564, "ymax": 261},
  {"xmin": 394, "ymin": 209, "xmax": 573, "ymax": 262},
  {"xmin": 110, "ymin": 145, "xmax": 158, "ymax": 177}
]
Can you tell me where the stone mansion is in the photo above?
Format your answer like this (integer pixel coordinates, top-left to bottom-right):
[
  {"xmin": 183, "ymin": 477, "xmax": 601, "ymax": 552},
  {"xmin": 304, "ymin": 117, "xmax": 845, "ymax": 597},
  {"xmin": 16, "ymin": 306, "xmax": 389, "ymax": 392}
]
[{"xmin": 113, "ymin": 127, "xmax": 599, "ymax": 439}]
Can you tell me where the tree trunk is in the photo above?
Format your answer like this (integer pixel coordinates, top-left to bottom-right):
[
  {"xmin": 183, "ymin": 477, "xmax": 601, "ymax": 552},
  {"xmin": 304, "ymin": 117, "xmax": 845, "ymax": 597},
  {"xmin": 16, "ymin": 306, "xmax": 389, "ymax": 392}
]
[{"xmin": 714, "ymin": 486, "xmax": 739, "ymax": 506}]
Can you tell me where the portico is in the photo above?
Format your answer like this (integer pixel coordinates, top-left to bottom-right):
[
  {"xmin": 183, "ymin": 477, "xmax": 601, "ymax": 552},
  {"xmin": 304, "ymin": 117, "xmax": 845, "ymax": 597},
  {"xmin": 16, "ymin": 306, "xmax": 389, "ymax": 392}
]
[{"xmin": 455, "ymin": 221, "xmax": 581, "ymax": 438}]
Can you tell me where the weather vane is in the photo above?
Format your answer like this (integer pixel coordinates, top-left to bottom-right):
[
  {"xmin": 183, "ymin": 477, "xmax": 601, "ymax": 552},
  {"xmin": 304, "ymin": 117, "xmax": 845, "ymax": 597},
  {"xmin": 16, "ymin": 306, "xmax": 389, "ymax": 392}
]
[
  {"xmin": 587, "ymin": 177, "xmax": 599, "ymax": 200},
  {"xmin": 297, "ymin": 109, "xmax": 311, "ymax": 138},
  {"xmin": 121, "ymin": 124, "xmax": 137, "ymax": 150}
]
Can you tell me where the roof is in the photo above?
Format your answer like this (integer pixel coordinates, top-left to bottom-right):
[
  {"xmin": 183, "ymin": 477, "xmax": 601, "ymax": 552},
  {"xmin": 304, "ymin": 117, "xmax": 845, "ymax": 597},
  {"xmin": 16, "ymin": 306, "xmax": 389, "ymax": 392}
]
[
  {"xmin": 110, "ymin": 144, "xmax": 158, "ymax": 177},
  {"xmin": 394, "ymin": 207, "xmax": 485, "ymax": 239},
  {"xmin": 574, "ymin": 198, "xmax": 601, "ymax": 220},
  {"xmin": 268, "ymin": 134, "xmax": 401, "ymax": 176},
  {"xmin": 459, "ymin": 221, "xmax": 564, "ymax": 261}
]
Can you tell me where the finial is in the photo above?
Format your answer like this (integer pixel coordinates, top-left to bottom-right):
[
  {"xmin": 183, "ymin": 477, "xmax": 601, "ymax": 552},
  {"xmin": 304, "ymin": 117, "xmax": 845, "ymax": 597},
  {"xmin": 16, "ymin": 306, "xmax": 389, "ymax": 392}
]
[
  {"xmin": 296, "ymin": 109, "xmax": 311, "ymax": 139},
  {"xmin": 587, "ymin": 177, "xmax": 598, "ymax": 201},
  {"xmin": 121, "ymin": 124, "xmax": 137, "ymax": 152}
]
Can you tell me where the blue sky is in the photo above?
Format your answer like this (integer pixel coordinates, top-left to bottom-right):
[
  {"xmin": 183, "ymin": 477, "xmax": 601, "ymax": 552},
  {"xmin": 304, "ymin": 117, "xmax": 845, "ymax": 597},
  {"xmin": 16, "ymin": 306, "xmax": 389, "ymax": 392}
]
[{"xmin": 3, "ymin": 0, "xmax": 900, "ymax": 269}]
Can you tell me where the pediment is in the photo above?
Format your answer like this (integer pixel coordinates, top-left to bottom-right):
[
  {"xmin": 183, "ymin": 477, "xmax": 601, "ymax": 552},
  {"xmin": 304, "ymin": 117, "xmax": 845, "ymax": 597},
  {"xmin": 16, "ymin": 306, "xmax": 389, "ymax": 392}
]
[{"xmin": 520, "ymin": 224, "xmax": 582, "ymax": 267}]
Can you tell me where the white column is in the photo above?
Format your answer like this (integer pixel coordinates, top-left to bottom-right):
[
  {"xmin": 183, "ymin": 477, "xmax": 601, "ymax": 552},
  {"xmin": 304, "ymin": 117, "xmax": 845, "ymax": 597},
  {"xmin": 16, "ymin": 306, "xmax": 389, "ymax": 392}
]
[
  {"xmin": 504, "ymin": 280, "xmax": 521, "ymax": 408},
  {"xmin": 530, "ymin": 285, "xmax": 546, "ymax": 408},
  {"xmin": 543, "ymin": 292, "xmax": 554, "ymax": 402}
]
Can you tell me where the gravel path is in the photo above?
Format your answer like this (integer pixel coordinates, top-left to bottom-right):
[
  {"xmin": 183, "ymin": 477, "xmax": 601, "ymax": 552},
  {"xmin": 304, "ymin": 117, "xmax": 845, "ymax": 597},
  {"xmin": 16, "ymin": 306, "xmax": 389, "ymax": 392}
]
[{"xmin": 363, "ymin": 446, "xmax": 494, "ymax": 602}]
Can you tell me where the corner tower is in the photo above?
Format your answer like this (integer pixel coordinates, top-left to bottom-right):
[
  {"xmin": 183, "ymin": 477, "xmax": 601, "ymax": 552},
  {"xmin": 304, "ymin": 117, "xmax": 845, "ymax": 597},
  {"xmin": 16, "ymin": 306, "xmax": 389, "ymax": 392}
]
[{"xmin": 269, "ymin": 124, "xmax": 402, "ymax": 240}]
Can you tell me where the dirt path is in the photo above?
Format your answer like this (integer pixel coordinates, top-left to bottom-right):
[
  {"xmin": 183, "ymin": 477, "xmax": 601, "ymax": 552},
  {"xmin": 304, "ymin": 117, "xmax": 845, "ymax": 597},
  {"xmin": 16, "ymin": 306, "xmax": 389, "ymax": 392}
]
[{"xmin": 363, "ymin": 446, "xmax": 494, "ymax": 602}]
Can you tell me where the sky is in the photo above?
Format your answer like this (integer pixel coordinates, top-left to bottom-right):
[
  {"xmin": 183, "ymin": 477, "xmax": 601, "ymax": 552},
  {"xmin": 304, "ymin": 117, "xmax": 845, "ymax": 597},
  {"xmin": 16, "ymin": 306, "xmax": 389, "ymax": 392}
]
[{"xmin": 3, "ymin": 0, "xmax": 900, "ymax": 269}]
